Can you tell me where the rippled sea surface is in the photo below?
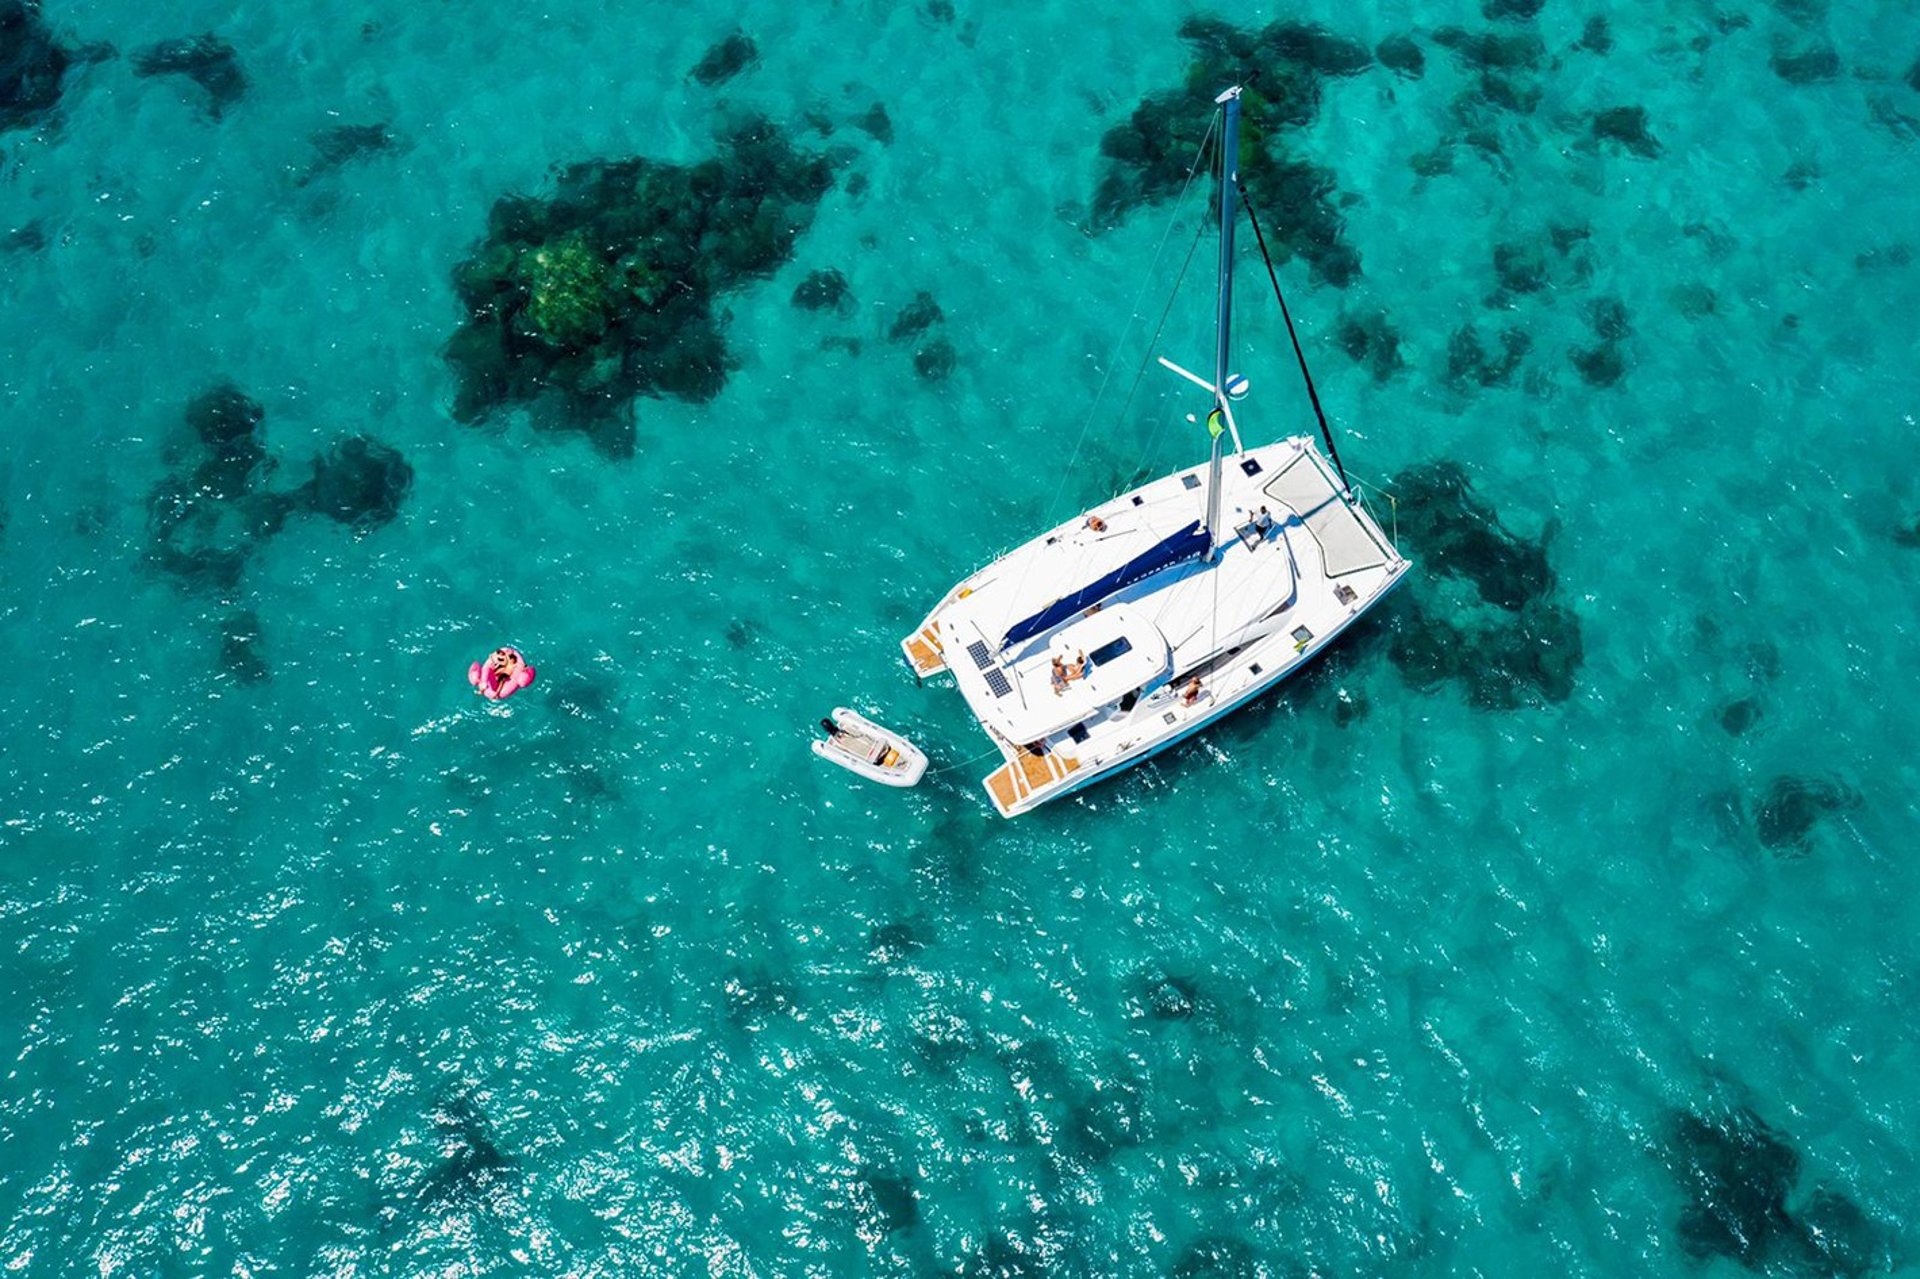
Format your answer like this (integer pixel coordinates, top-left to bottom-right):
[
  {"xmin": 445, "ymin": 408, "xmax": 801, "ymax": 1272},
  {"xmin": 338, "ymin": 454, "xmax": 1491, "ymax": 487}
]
[{"xmin": 5, "ymin": 0, "xmax": 1920, "ymax": 1273}]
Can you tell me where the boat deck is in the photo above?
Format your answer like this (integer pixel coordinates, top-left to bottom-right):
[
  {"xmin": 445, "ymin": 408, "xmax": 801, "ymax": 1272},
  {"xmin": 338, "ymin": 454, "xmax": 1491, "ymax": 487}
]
[
  {"xmin": 904, "ymin": 625, "xmax": 945, "ymax": 677},
  {"xmin": 984, "ymin": 746, "xmax": 1080, "ymax": 817},
  {"xmin": 909, "ymin": 436, "xmax": 1407, "ymax": 817}
]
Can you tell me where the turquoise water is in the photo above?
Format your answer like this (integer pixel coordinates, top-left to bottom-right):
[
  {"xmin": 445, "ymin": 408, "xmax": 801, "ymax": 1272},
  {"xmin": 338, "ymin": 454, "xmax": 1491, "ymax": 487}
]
[{"xmin": 5, "ymin": 0, "xmax": 1920, "ymax": 1272}]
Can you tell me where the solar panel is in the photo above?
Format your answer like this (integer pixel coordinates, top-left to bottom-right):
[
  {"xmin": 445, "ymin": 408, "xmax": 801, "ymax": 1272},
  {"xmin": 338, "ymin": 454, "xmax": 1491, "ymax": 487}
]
[
  {"xmin": 984, "ymin": 668, "xmax": 1013, "ymax": 698},
  {"xmin": 967, "ymin": 640, "xmax": 993, "ymax": 670}
]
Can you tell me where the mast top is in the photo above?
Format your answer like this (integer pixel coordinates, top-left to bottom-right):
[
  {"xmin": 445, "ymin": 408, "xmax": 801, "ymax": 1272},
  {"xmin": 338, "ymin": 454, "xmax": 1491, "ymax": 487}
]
[{"xmin": 1214, "ymin": 84, "xmax": 1243, "ymax": 105}]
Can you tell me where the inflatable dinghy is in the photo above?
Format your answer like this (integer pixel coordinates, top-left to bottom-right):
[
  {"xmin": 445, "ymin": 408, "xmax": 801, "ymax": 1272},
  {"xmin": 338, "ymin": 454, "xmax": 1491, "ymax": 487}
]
[{"xmin": 812, "ymin": 707, "xmax": 927, "ymax": 788}]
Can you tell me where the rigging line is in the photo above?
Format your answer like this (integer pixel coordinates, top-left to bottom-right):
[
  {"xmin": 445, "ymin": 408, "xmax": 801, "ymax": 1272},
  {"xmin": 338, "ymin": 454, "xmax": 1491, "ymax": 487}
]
[
  {"xmin": 1002, "ymin": 115, "xmax": 1223, "ymax": 652},
  {"xmin": 1126, "ymin": 213, "xmax": 1212, "ymax": 485},
  {"xmin": 1041, "ymin": 111, "xmax": 1222, "ymax": 530},
  {"xmin": 923, "ymin": 741, "xmax": 1013, "ymax": 777},
  {"xmin": 1234, "ymin": 178, "xmax": 1352, "ymax": 497}
]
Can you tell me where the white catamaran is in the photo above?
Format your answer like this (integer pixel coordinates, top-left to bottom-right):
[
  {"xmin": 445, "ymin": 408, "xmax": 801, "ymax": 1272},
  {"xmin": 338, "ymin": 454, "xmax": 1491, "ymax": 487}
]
[{"xmin": 900, "ymin": 86, "xmax": 1410, "ymax": 817}]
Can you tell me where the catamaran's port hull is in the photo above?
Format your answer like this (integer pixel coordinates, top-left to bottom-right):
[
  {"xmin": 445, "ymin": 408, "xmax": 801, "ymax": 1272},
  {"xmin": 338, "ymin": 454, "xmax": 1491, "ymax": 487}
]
[{"xmin": 981, "ymin": 564, "xmax": 1407, "ymax": 816}]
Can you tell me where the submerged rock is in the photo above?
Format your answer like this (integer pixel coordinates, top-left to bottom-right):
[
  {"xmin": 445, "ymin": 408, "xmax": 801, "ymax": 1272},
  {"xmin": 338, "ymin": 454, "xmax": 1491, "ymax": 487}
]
[
  {"xmin": 0, "ymin": 0, "xmax": 77, "ymax": 134},
  {"xmin": 1, "ymin": 220, "xmax": 45, "ymax": 252},
  {"xmin": 1589, "ymin": 296, "xmax": 1631, "ymax": 340},
  {"xmin": 1385, "ymin": 461, "xmax": 1581, "ymax": 707},
  {"xmin": 1334, "ymin": 309, "xmax": 1404, "ymax": 382},
  {"xmin": 1664, "ymin": 1105, "xmax": 1882, "ymax": 1271},
  {"xmin": 913, "ymin": 337, "xmax": 957, "ymax": 382},
  {"xmin": 1446, "ymin": 323, "xmax": 1531, "ymax": 388},
  {"xmin": 867, "ymin": 921, "xmax": 924, "ymax": 965},
  {"xmin": 300, "ymin": 435, "xmax": 413, "ymax": 530},
  {"xmin": 853, "ymin": 102, "xmax": 893, "ymax": 145},
  {"xmin": 219, "ymin": 610, "xmax": 269, "ymax": 684},
  {"xmin": 418, "ymin": 1092, "xmax": 513, "ymax": 1206},
  {"xmin": 445, "ymin": 118, "xmax": 835, "ymax": 440},
  {"xmin": 148, "ymin": 384, "xmax": 411, "ymax": 593},
  {"xmin": 861, "ymin": 1169, "xmax": 919, "ymax": 1233},
  {"xmin": 1549, "ymin": 222, "xmax": 1591, "ymax": 254},
  {"xmin": 1376, "ymin": 34, "xmax": 1425, "ymax": 78},
  {"xmin": 1770, "ymin": 42, "xmax": 1841, "ymax": 84},
  {"xmin": 888, "ymin": 290, "xmax": 943, "ymax": 342},
  {"xmin": 1867, "ymin": 94, "xmax": 1920, "ymax": 143},
  {"xmin": 1753, "ymin": 775, "xmax": 1858, "ymax": 850},
  {"xmin": 1569, "ymin": 340, "xmax": 1627, "ymax": 387},
  {"xmin": 1670, "ymin": 1107, "xmax": 1800, "ymax": 1267},
  {"xmin": 1577, "ymin": 16, "xmax": 1614, "ymax": 54},
  {"xmin": 1670, "ymin": 280, "xmax": 1718, "ymax": 317},
  {"xmin": 1591, "ymin": 105, "xmax": 1661, "ymax": 157},
  {"xmin": 1431, "ymin": 26, "xmax": 1546, "ymax": 71},
  {"xmin": 1129, "ymin": 970, "xmax": 1198, "ymax": 1021},
  {"xmin": 1493, "ymin": 239, "xmax": 1550, "ymax": 293},
  {"xmin": 184, "ymin": 382, "xmax": 268, "ymax": 498},
  {"xmin": 1260, "ymin": 21, "xmax": 1373, "ymax": 76},
  {"xmin": 1091, "ymin": 17, "xmax": 1369, "ymax": 286},
  {"xmin": 689, "ymin": 31, "xmax": 757, "ymax": 87},
  {"xmin": 791, "ymin": 267, "xmax": 853, "ymax": 314},
  {"xmin": 132, "ymin": 34, "xmax": 247, "ymax": 118},
  {"xmin": 298, "ymin": 121, "xmax": 395, "ymax": 185},
  {"xmin": 1718, "ymin": 696, "xmax": 1762, "ymax": 735}
]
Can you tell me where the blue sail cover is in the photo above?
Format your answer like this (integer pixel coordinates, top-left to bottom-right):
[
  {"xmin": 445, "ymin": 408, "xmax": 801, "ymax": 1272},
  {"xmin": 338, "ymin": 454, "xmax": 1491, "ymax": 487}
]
[{"xmin": 1001, "ymin": 520, "xmax": 1210, "ymax": 650}]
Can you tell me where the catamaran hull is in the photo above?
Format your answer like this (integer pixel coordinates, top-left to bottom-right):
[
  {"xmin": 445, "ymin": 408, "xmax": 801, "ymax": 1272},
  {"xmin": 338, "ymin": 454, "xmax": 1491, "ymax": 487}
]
[{"xmin": 987, "ymin": 565, "xmax": 1407, "ymax": 815}]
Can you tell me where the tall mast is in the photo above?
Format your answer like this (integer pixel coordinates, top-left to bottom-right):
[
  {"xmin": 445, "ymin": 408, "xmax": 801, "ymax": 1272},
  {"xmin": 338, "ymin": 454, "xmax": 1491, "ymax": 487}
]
[{"xmin": 1205, "ymin": 86, "xmax": 1242, "ymax": 562}]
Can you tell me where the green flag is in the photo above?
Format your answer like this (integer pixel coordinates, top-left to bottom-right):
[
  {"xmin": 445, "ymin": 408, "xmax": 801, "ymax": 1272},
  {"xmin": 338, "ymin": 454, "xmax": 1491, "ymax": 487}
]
[{"xmin": 1206, "ymin": 408, "xmax": 1226, "ymax": 439}]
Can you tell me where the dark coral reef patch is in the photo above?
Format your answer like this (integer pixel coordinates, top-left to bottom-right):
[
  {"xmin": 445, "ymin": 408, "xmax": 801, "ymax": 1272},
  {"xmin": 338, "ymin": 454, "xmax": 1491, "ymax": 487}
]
[
  {"xmin": 1665, "ymin": 1106, "xmax": 1883, "ymax": 1274},
  {"xmin": 1, "ymin": 0, "xmax": 91, "ymax": 134},
  {"xmin": 1577, "ymin": 16, "xmax": 1614, "ymax": 54},
  {"xmin": 1376, "ymin": 34, "xmax": 1425, "ymax": 79},
  {"xmin": 417, "ymin": 1092, "xmax": 514, "ymax": 1207},
  {"xmin": 1334, "ymin": 309, "xmax": 1404, "ymax": 382},
  {"xmin": 1569, "ymin": 294, "xmax": 1632, "ymax": 387},
  {"xmin": 445, "ymin": 119, "xmax": 834, "ymax": 451},
  {"xmin": 302, "ymin": 435, "xmax": 412, "ymax": 530},
  {"xmin": 1769, "ymin": 41, "xmax": 1840, "ymax": 84},
  {"xmin": 147, "ymin": 383, "xmax": 413, "ymax": 593},
  {"xmin": 1752, "ymin": 775, "xmax": 1858, "ymax": 851},
  {"xmin": 1431, "ymin": 26, "xmax": 1549, "ymax": 122},
  {"xmin": 1091, "ymin": 16, "xmax": 1373, "ymax": 286},
  {"xmin": 790, "ymin": 267, "xmax": 853, "ymax": 314},
  {"xmin": 132, "ymin": 34, "xmax": 247, "ymax": 119},
  {"xmin": 1445, "ymin": 323, "xmax": 1530, "ymax": 389},
  {"xmin": 689, "ymin": 31, "xmax": 757, "ymax": 87},
  {"xmin": 1384, "ymin": 461, "xmax": 1582, "ymax": 708},
  {"xmin": 297, "ymin": 122, "xmax": 397, "ymax": 186},
  {"xmin": 1591, "ymin": 106, "xmax": 1661, "ymax": 158}
]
